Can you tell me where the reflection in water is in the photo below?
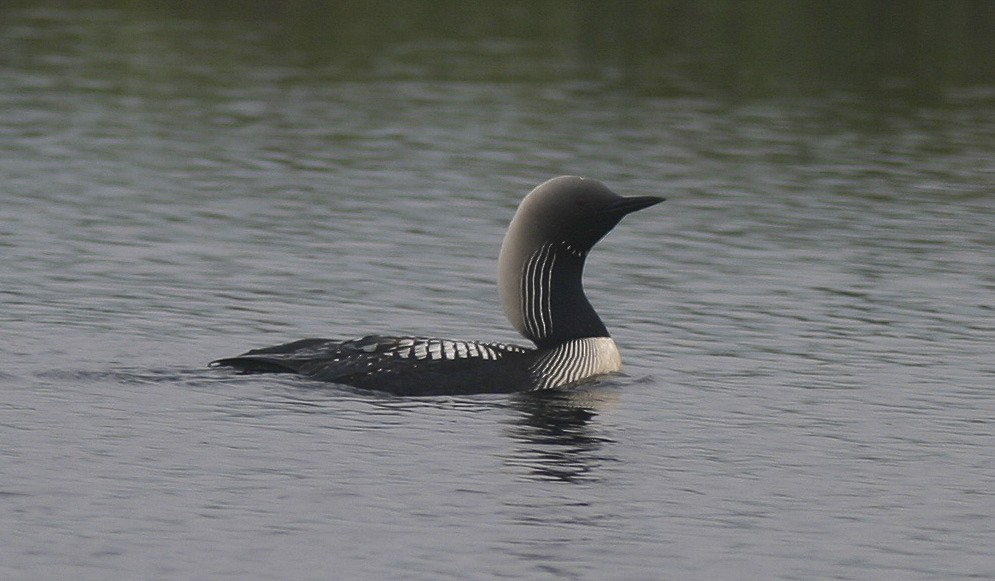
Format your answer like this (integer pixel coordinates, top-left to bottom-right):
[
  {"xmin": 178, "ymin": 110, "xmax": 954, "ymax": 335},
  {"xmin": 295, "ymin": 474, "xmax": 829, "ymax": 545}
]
[{"xmin": 504, "ymin": 387, "xmax": 619, "ymax": 482}]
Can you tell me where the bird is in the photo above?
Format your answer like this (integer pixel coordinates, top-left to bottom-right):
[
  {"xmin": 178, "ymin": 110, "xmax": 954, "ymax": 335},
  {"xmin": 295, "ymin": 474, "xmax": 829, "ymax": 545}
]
[{"xmin": 210, "ymin": 176, "xmax": 664, "ymax": 395}]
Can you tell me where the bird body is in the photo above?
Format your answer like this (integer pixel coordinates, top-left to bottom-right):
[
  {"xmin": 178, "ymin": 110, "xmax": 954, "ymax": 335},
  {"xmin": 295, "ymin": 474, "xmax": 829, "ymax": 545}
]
[{"xmin": 211, "ymin": 176, "xmax": 663, "ymax": 394}]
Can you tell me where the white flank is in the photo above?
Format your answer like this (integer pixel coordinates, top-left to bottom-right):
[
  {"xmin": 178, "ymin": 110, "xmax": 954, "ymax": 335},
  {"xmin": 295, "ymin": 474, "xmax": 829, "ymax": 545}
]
[{"xmin": 529, "ymin": 337, "xmax": 622, "ymax": 390}]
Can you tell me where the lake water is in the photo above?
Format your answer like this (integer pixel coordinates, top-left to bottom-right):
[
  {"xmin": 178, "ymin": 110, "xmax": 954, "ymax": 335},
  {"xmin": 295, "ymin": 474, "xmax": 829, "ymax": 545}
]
[{"xmin": 2, "ymin": 2, "xmax": 994, "ymax": 579}]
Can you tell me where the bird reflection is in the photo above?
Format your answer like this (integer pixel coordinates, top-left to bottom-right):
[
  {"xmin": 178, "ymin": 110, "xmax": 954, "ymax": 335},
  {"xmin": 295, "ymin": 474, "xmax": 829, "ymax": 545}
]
[{"xmin": 504, "ymin": 386, "xmax": 619, "ymax": 482}]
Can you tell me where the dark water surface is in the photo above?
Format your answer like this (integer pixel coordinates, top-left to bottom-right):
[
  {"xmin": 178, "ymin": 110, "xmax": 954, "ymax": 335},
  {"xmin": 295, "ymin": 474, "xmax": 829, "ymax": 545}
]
[{"xmin": 2, "ymin": 2, "xmax": 994, "ymax": 579}]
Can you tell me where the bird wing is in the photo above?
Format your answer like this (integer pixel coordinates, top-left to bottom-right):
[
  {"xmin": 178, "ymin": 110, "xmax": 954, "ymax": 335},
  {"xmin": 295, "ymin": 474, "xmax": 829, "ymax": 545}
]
[{"xmin": 211, "ymin": 335, "xmax": 536, "ymax": 393}]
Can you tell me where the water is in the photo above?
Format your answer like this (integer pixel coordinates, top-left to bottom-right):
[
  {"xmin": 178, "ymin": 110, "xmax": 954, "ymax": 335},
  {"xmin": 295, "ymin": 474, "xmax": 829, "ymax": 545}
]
[{"xmin": 2, "ymin": 2, "xmax": 994, "ymax": 579}]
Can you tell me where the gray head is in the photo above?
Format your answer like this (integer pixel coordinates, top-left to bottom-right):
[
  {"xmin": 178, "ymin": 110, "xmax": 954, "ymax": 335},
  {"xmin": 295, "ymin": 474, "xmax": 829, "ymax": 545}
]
[{"xmin": 498, "ymin": 176, "xmax": 664, "ymax": 348}]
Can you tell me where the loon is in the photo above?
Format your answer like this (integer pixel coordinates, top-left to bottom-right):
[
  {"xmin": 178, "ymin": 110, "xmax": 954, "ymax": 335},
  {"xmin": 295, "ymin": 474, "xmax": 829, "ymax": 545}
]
[{"xmin": 211, "ymin": 176, "xmax": 664, "ymax": 395}]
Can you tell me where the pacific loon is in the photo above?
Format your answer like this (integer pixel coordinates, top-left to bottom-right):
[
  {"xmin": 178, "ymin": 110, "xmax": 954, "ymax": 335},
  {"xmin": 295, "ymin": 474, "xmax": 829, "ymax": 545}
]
[{"xmin": 211, "ymin": 176, "xmax": 664, "ymax": 395}]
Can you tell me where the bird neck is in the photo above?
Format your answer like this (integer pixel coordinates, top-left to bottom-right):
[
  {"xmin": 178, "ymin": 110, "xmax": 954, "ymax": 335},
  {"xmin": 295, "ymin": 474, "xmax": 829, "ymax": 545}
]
[{"xmin": 499, "ymin": 240, "xmax": 609, "ymax": 349}]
